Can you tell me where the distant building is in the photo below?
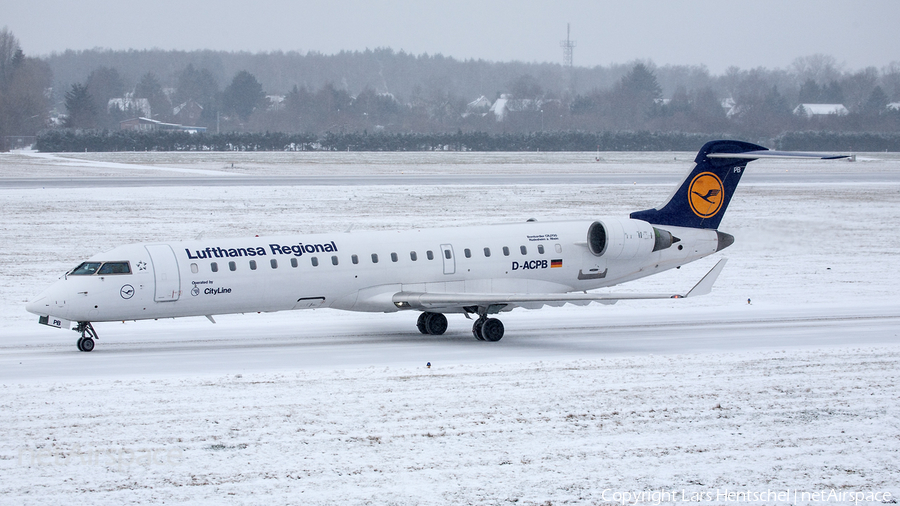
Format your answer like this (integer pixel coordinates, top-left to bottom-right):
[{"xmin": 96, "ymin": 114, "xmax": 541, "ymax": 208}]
[
  {"xmin": 173, "ymin": 100, "xmax": 203, "ymax": 126},
  {"xmin": 488, "ymin": 94, "xmax": 552, "ymax": 122},
  {"xmin": 266, "ymin": 95, "xmax": 285, "ymax": 111},
  {"xmin": 793, "ymin": 103, "xmax": 849, "ymax": 118},
  {"xmin": 721, "ymin": 98, "xmax": 737, "ymax": 117},
  {"xmin": 463, "ymin": 96, "xmax": 493, "ymax": 117},
  {"xmin": 119, "ymin": 117, "xmax": 207, "ymax": 133},
  {"xmin": 108, "ymin": 95, "xmax": 151, "ymax": 117}
]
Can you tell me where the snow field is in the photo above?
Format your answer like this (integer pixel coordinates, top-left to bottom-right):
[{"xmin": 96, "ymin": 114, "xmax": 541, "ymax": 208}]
[{"xmin": 2, "ymin": 347, "xmax": 898, "ymax": 505}]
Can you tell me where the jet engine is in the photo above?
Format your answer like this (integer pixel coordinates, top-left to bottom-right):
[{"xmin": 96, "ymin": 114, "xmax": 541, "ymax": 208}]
[{"xmin": 587, "ymin": 218, "xmax": 677, "ymax": 260}]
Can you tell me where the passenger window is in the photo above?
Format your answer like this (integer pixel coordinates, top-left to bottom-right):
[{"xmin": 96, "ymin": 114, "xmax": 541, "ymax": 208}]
[
  {"xmin": 311, "ymin": 257, "xmax": 319, "ymax": 267},
  {"xmin": 371, "ymin": 253, "xmax": 379, "ymax": 263},
  {"xmin": 271, "ymin": 259, "xmax": 278, "ymax": 269},
  {"xmin": 502, "ymin": 246, "xmax": 510, "ymax": 256},
  {"xmin": 484, "ymin": 247, "xmax": 491, "ymax": 257},
  {"xmin": 249, "ymin": 260, "xmax": 257, "ymax": 270},
  {"xmin": 555, "ymin": 244, "xmax": 562, "ymax": 253},
  {"xmin": 391, "ymin": 252, "xmax": 398, "ymax": 262},
  {"xmin": 291, "ymin": 257, "xmax": 298, "ymax": 268},
  {"xmin": 538, "ymin": 244, "xmax": 545, "ymax": 254},
  {"xmin": 211, "ymin": 262, "xmax": 218, "ymax": 273},
  {"xmin": 444, "ymin": 249, "xmax": 452, "ymax": 259},
  {"xmin": 191, "ymin": 263, "xmax": 199, "ymax": 274},
  {"xmin": 332, "ymin": 256, "xmax": 339, "ymax": 265},
  {"xmin": 229, "ymin": 261, "xmax": 237, "ymax": 271},
  {"xmin": 464, "ymin": 248, "xmax": 471, "ymax": 258},
  {"xmin": 352, "ymin": 254, "xmax": 359, "ymax": 264},
  {"xmin": 410, "ymin": 251, "xmax": 418, "ymax": 261},
  {"xmin": 520, "ymin": 245, "xmax": 527, "ymax": 255},
  {"xmin": 427, "ymin": 250, "xmax": 434, "ymax": 260}
]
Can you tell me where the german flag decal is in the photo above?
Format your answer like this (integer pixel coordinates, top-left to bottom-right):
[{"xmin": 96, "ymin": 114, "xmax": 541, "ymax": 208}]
[{"xmin": 551, "ymin": 259, "xmax": 563, "ymax": 268}]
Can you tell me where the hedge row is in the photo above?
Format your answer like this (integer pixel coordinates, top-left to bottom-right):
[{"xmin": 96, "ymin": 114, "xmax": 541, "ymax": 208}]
[{"xmin": 34, "ymin": 129, "xmax": 900, "ymax": 152}]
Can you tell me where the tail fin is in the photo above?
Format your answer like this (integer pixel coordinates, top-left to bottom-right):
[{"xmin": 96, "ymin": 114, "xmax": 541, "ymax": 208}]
[{"xmin": 630, "ymin": 140, "xmax": 766, "ymax": 230}]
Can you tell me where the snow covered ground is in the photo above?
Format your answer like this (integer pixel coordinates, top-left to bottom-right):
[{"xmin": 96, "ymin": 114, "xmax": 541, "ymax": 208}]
[{"xmin": 0, "ymin": 150, "xmax": 898, "ymax": 504}]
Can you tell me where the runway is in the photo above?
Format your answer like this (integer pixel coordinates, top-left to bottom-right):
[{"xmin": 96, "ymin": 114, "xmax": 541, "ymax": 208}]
[{"xmin": 4, "ymin": 303, "xmax": 898, "ymax": 382}]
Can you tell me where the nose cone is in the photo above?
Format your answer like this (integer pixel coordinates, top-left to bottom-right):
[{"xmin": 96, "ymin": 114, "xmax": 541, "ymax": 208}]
[
  {"xmin": 25, "ymin": 294, "xmax": 48, "ymax": 315},
  {"xmin": 26, "ymin": 282, "xmax": 60, "ymax": 316}
]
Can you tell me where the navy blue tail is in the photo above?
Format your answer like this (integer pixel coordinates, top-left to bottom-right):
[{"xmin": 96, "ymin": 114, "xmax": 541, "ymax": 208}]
[{"xmin": 630, "ymin": 140, "xmax": 767, "ymax": 230}]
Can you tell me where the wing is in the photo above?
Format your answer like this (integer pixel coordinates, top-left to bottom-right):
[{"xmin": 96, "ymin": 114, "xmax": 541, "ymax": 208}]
[{"xmin": 393, "ymin": 259, "xmax": 727, "ymax": 311}]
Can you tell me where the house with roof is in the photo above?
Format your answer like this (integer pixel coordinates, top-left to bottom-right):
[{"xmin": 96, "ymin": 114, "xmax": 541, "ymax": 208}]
[
  {"xmin": 108, "ymin": 94, "xmax": 151, "ymax": 117},
  {"xmin": 463, "ymin": 96, "xmax": 493, "ymax": 118},
  {"xmin": 487, "ymin": 94, "xmax": 559, "ymax": 122},
  {"xmin": 793, "ymin": 103, "xmax": 849, "ymax": 118},
  {"xmin": 173, "ymin": 100, "xmax": 204, "ymax": 126}
]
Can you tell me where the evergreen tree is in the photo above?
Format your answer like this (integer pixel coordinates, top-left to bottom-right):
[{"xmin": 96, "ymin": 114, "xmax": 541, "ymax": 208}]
[
  {"xmin": 135, "ymin": 72, "xmax": 171, "ymax": 121},
  {"xmin": 85, "ymin": 66, "xmax": 124, "ymax": 128},
  {"xmin": 864, "ymin": 86, "xmax": 889, "ymax": 115},
  {"xmin": 64, "ymin": 83, "xmax": 98, "ymax": 128},
  {"xmin": 222, "ymin": 70, "xmax": 267, "ymax": 121},
  {"xmin": 174, "ymin": 64, "xmax": 220, "ymax": 125},
  {"xmin": 609, "ymin": 63, "xmax": 662, "ymax": 129},
  {"xmin": 798, "ymin": 79, "xmax": 821, "ymax": 103},
  {"xmin": 620, "ymin": 63, "xmax": 662, "ymax": 98}
]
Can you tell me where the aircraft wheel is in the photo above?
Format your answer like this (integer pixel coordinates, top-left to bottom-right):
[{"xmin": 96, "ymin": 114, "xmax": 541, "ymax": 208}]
[
  {"xmin": 76, "ymin": 337, "xmax": 84, "ymax": 351},
  {"xmin": 416, "ymin": 313, "xmax": 429, "ymax": 334},
  {"xmin": 424, "ymin": 313, "xmax": 448, "ymax": 335},
  {"xmin": 480, "ymin": 318, "xmax": 504, "ymax": 342},
  {"xmin": 80, "ymin": 337, "xmax": 95, "ymax": 352},
  {"xmin": 472, "ymin": 319, "xmax": 485, "ymax": 341}
]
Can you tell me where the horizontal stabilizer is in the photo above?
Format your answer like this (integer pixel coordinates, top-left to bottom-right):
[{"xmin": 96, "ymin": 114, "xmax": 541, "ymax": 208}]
[
  {"xmin": 707, "ymin": 150, "xmax": 849, "ymax": 160},
  {"xmin": 684, "ymin": 258, "xmax": 728, "ymax": 298}
]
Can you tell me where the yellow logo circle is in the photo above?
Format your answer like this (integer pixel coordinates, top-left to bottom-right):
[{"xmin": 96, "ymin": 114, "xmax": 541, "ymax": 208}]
[{"xmin": 688, "ymin": 172, "xmax": 724, "ymax": 218}]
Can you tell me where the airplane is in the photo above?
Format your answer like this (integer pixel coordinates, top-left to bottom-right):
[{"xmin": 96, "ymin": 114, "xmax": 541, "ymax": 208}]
[{"xmin": 26, "ymin": 140, "xmax": 847, "ymax": 352}]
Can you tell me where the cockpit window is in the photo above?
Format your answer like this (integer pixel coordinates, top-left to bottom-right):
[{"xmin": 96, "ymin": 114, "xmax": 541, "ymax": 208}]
[
  {"xmin": 70, "ymin": 261, "xmax": 131, "ymax": 276},
  {"xmin": 70, "ymin": 262, "xmax": 101, "ymax": 275},
  {"xmin": 98, "ymin": 262, "xmax": 131, "ymax": 274}
]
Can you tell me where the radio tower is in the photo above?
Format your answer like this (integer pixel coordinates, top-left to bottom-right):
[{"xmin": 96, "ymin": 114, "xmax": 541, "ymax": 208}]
[{"xmin": 560, "ymin": 23, "xmax": 576, "ymax": 67}]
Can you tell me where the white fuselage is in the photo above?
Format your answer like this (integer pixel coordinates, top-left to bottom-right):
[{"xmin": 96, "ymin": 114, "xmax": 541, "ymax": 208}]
[{"xmin": 26, "ymin": 218, "xmax": 719, "ymax": 324}]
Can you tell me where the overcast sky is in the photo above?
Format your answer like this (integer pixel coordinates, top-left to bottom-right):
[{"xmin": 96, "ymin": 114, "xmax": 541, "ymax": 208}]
[{"xmin": 5, "ymin": 0, "xmax": 898, "ymax": 74}]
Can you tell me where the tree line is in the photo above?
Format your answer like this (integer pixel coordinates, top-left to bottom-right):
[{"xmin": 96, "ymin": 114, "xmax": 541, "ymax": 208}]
[{"xmin": 4, "ymin": 28, "xmax": 900, "ymax": 151}]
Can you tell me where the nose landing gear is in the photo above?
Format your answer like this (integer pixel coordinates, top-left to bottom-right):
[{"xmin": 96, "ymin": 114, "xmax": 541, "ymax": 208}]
[{"xmin": 74, "ymin": 322, "xmax": 97, "ymax": 352}]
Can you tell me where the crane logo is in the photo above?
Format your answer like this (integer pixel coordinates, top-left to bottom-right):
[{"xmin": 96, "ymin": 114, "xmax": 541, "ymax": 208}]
[{"xmin": 688, "ymin": 172, "xmax": 724, "ymax": 218}]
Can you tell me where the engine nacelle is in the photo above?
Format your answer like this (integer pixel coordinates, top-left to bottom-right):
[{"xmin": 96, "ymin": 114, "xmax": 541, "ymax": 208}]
[{"xmin": 587, "ymin": 218, "xmax": 677, "ymax": 260}]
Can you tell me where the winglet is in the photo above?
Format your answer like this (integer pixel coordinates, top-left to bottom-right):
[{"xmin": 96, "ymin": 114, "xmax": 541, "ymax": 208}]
[{"xmin": 684, "ymin": 258, "xmax": 728, "ymax": 298}]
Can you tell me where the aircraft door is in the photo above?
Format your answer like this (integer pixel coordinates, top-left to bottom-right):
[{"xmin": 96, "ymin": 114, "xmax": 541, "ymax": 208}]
[
  {"xmin": 145, "ymin": 244, "xmax": 181, "ymax": 302},
  {"xmin": 440, "ymin": 244, "xmax": 455, "ymax": 275}
]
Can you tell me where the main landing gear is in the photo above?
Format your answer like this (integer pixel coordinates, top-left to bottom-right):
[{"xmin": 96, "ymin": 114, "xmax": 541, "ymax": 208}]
[
  {"xmin": 74, "ymin": 322, "xmax": 97, "ymax": 352},
  {"xmin": 472, "ymin": 316, "xmax": 504, "ymax": 342},
  {"xmin": 415, "ymin": 308, "xmax": 506, "ymax": 342},
  {"xmin": 417, "ymin": 312, "xmax": 448, "ymax": 336}
]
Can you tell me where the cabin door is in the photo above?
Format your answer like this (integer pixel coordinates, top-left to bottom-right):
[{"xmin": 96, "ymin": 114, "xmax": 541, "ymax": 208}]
[{"xmin": 145, "ymin": 244, "xmax": 181, "ymax": 302}]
